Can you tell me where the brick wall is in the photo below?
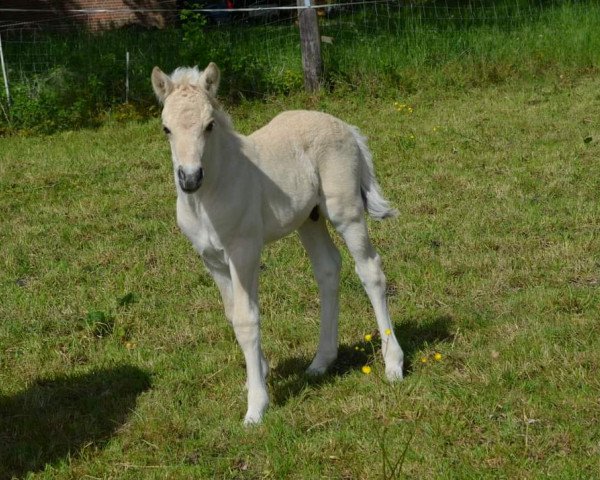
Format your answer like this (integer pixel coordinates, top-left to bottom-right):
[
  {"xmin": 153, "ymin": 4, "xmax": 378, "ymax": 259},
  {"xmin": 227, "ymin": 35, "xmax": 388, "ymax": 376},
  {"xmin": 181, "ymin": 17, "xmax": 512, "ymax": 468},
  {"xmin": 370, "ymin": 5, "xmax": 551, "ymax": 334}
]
[{"xmin": 0, "ymin": 1, "xmax": 178, "ymax": 31}]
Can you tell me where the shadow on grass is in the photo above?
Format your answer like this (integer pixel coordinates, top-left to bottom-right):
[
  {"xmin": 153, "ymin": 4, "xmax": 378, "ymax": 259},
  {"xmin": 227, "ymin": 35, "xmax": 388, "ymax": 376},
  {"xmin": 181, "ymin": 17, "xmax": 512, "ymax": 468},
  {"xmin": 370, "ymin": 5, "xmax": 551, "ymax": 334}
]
[
  {"xmin": 270, "ymin": 315, "xmax": 455, "ymax": 406},
  {"xmin": 0, "ymin": 365, "xmax": 151, "ymax": 479}
]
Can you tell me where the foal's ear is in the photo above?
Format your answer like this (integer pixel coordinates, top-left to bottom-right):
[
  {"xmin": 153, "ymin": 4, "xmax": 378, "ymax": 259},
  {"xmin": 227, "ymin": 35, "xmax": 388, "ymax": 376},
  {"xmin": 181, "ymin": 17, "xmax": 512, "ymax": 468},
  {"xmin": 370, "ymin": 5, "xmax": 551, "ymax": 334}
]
[
  {"xmin": 200, "ymin": 62, "xmax": 220, "ymax": 97},
  {"xmin": 151, "ymin": 66, "xmax": 173, "ymax": 103}
]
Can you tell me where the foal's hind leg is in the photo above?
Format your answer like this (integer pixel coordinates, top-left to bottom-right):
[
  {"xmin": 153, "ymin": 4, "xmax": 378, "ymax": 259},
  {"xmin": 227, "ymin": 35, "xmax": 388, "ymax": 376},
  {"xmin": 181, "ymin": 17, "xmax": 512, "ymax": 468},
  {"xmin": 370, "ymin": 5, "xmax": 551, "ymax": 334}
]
[
  {"xmin": 328, "ymin": 203, "xmax": 404, "ymax": 381},
  {"xmin": 298, "ymin": 216, "xmax": 342, "ymax": 375}
]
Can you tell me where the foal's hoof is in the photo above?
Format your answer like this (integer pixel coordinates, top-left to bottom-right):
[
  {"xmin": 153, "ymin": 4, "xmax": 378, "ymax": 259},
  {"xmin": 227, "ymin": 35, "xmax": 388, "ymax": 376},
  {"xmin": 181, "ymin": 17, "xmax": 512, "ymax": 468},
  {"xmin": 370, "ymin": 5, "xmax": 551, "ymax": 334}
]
[
  {"xmin": 243, "ymin": 413, "xmax": 263, "ymax": 426},
  {"xmin": 306, "ymin": 364, "xmax": 327, "ymax": 376},
  {"xmin": 243, "ymin": 395, "xmax": 269, "ymax": 426},
  {"xmin": 306, "ymin": 353, "xmax": 337, "ymax": 376},
  {"xmin": 243, "ymin": 406, "xmax": 267, "ymax": 426},
  {"xmin": 385, "ymin": 364, "xmax": 404, "ymax": 382}
]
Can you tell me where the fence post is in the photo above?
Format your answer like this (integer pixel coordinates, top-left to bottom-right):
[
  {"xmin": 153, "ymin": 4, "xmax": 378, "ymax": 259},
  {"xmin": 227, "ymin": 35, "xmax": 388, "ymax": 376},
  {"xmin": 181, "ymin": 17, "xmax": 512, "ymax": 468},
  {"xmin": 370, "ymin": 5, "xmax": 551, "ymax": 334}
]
[
  {"xmin": 125, "ymin": 50, "xmax": 130, "ymax": 103},
  {"xmin": 297, "ymin": 0, "xmax": 322, "ymax": 92},
  {"xmin": 0, "ymin": 33, "xmax": 11, "ymax": 107}
]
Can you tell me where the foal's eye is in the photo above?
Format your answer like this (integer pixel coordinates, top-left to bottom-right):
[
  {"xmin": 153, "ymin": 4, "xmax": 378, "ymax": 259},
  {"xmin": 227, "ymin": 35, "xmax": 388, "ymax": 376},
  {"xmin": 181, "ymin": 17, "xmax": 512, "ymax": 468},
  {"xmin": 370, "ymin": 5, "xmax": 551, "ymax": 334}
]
[
  {"xmin": 205, "ymin": 121, "xmax": 215, "ymax": 132},
  {"xmin": 163, "ymin": 126, "xmax": 171, "ymax": 135}
]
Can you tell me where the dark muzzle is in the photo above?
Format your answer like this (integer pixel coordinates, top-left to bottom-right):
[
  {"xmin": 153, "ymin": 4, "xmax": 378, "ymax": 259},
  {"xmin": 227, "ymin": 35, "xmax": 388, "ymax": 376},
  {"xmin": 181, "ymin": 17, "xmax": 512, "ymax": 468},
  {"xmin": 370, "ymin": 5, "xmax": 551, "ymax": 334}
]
[{"xmin": 178, "ymin": 167, "xmax": 204, "ymax": 193}]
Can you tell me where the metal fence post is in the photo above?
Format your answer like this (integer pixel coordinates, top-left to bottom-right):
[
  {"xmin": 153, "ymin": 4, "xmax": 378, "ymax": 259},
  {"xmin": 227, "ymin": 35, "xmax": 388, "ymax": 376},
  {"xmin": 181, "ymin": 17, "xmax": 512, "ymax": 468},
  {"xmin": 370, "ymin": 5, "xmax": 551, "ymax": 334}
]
[
  {"xmin": 0, "ymin": 33, "xmax": 11, "ymax": 107},
  {"xmin": 125, "ymin": 50, "xmax": 130, "ymax": 103}
]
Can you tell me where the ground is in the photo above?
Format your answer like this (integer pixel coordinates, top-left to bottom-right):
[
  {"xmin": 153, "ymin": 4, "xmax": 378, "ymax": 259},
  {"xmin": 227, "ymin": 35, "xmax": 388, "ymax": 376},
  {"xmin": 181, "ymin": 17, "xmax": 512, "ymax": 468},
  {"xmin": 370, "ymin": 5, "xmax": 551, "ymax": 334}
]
[{"xmin": 1, "ymin": 74, "xmax": 599, "ymax": 478}]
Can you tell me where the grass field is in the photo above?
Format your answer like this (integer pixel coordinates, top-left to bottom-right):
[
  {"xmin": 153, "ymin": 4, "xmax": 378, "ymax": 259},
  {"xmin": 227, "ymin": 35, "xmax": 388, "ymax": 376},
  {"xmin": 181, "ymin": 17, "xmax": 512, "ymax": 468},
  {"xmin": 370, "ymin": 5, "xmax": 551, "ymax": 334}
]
[{"xmin": 1, "ymin": 71, "xmax": 600, "ymax": 478}]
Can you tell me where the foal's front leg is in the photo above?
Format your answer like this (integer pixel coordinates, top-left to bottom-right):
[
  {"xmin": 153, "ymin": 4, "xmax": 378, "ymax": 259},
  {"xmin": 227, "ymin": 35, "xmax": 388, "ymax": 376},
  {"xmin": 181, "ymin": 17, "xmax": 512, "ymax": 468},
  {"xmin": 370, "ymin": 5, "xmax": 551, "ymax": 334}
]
[
  {"xmin": 205, "ymin": 260, "xmax": 234, "ymax": 323},
  {"xmin": 206, "ymin": 259, "xmax": 268, "ymax": 389},
  {"xmin": 228, "ymin": 243, "xmax": 269, "ymax": 424}
]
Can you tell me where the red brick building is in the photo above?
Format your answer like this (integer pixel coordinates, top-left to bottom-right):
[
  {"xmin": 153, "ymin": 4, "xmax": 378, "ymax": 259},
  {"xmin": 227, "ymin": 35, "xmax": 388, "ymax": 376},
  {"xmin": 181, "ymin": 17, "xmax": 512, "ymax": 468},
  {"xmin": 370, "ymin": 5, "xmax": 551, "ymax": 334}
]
[{"xmin": 0, "ymin": 1, "xmax": 178, "ymax": 31}]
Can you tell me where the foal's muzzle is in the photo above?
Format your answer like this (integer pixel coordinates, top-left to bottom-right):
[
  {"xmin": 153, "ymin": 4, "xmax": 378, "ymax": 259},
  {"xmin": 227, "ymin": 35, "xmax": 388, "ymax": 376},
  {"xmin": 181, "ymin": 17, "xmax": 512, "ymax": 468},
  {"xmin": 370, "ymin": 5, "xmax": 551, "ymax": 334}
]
[{"xmin": 178, "ymin": 167, "xmax": 204, "ymax": 193}]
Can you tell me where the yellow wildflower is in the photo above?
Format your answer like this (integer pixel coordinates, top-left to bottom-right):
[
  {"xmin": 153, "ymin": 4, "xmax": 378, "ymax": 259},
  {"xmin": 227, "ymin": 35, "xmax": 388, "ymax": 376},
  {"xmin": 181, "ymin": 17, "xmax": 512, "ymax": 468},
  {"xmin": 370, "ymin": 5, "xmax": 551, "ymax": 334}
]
[
  {"xmin": 384, "ymin": 328, "xmax": 392, "ymax": 336},
  {"xmin": 364, "ymin": 333, "xmax": 372, "ymax": 342},
  {"xmin": 362, "ymin": 365, "xmax": 372, "ymax": 374},
  {"xmin": 434, "ymin": 352, "xmax": 442, "ymax": 361},
  {"xmin": 420, "ymin": 356, "xmax": 428, "ymax": 363}
]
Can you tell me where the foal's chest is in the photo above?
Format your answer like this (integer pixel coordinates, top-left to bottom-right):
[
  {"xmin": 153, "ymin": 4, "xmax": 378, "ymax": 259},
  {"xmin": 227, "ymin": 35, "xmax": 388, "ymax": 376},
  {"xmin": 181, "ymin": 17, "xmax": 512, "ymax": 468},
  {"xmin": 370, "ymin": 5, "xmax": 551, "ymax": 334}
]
[{"xmin": 176, "ymin": 200, "xmax": 228, "ymax": 269}]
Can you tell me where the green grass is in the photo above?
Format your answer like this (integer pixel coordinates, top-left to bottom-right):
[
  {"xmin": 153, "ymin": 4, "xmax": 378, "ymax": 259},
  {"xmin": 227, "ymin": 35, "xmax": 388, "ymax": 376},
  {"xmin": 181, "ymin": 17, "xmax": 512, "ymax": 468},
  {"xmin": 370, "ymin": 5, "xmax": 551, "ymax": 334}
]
[
  {"xmin": 323, "ymin": 1, "xmax": 600, "ymax": 91},
  {"xmin": 1, "ymin": 72, "xmax": 600, "ymax": 478}
]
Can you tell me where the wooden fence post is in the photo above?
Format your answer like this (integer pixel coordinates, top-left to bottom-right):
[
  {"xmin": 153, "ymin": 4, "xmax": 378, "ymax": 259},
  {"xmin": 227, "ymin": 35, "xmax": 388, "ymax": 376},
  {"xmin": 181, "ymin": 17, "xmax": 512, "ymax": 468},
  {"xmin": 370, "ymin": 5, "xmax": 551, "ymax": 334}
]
[{"xmin": 297, "ymin": 0, "xmax": 322, "ymax": 92}]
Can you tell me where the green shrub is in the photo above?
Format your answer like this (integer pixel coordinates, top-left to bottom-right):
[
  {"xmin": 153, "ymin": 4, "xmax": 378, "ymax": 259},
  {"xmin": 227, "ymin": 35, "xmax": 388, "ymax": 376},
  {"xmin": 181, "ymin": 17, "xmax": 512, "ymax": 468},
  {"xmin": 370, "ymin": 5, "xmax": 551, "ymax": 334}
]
[{"xmin": 6, "ymin": 67, "xmax": 104, "ymax": 133}]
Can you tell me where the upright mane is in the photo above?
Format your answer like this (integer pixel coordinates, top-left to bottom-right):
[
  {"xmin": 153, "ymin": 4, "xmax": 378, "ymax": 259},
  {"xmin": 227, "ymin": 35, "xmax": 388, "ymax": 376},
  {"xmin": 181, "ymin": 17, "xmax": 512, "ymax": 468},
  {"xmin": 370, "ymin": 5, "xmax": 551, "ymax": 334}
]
[
  {"xmin": 169, "ymin": 66, "xmax": 204, "ymax": 89},
  {"xmin": 167, "ymin": 66, "xmax": 233, "ymax": 131}
]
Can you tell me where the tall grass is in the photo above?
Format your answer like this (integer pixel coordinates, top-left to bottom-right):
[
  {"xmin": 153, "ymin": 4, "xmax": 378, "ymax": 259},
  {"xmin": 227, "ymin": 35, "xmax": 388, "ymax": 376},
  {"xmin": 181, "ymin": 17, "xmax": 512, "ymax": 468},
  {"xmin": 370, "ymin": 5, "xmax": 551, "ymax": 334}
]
[
  {"xmin": 1, "ymin": 0, "xmax": 599, "ymax": 133},
  {"xmin": 323, "ymin": 1, "xmax": 600, "ymax": 91}
]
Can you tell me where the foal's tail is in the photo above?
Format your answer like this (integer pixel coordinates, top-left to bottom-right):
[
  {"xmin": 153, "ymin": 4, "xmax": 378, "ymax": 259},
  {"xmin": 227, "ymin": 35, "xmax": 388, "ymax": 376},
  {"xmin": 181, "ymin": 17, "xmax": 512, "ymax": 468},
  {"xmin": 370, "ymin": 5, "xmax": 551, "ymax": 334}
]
[{"xmin": 349, "ymin": 125, "xmax": 398, "ymax": 220}]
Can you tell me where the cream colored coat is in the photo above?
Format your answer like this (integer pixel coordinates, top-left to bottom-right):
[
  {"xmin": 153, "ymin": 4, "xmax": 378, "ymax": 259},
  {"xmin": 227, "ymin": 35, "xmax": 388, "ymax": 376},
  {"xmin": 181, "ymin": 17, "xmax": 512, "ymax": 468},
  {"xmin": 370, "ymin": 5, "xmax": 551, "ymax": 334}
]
[{"xmin": 152, "ymin": 63, "xmax": 404, "ymax": 424}]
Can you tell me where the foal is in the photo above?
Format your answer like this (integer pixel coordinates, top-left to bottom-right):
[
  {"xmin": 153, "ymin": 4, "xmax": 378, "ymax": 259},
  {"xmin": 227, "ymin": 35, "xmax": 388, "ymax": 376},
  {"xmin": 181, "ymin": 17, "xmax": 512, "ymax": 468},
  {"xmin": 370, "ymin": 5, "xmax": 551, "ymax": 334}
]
[{"xmin": 151, "ymin": 63, "xmax": 404, "ymax": 424}]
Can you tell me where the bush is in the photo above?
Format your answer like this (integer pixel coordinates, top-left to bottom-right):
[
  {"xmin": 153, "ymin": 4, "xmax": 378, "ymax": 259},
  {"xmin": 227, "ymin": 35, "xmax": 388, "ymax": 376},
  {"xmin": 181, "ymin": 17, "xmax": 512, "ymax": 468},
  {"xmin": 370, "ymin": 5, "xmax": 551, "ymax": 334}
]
[{"xmin": 7, "ymin": 67, "xmax": 104, "ymax": 133}]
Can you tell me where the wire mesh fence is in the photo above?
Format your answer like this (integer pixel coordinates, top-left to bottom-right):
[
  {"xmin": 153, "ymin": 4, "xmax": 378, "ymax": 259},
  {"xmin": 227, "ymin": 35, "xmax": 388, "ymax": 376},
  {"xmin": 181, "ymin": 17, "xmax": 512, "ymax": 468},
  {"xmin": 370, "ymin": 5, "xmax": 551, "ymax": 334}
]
[{"xmin": 0, "ymin": 0, "xmax": 596, "ymax": 132}]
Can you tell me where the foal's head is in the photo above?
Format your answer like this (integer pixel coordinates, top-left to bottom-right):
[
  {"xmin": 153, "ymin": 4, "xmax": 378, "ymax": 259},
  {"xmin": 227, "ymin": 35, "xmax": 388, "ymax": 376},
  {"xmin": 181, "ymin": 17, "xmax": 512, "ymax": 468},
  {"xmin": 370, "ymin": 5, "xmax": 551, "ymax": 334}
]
[{"xmin": 151, "ymin": 63, "xmax": 222, "ymax": 193}]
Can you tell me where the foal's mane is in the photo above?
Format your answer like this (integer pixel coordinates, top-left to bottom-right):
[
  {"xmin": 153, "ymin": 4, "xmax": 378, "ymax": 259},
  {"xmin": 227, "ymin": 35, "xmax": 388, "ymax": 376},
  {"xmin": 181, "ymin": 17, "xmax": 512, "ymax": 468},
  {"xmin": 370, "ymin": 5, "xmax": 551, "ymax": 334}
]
[
  {"xmin": 169, "ymin": 66, "xmax": 234, "ymax": 131},
  {"xmin": 170, "ymin": 66, "xmax": 204, "ymax": 89}
]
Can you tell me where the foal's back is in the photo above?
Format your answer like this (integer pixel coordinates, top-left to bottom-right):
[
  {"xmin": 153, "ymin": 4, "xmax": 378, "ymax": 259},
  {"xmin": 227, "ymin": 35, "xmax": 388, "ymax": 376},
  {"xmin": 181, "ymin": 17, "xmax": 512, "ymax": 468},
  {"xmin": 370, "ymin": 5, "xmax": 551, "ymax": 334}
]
[
  {"xmin": 247, "ymin": 110, "xmax": 364, "ymax": 240},
  {"xmin": 250, "ymin": 110, "xmax": 359, "ymax": 170}
]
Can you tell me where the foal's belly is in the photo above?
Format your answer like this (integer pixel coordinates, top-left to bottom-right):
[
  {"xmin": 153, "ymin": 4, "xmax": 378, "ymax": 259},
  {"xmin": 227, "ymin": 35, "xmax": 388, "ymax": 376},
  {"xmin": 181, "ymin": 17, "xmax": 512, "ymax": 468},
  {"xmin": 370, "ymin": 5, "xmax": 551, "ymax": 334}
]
[
  {"xmin": 255, "ymin": 139, "xmax": 321, "ymax": 244},
  {"xmin": 262, "ymin": 199, "xmax": 318, "ymax": 243},
  {"xmin": 260, "ymin": 168, "xmax": 320, "ymax": 243}
]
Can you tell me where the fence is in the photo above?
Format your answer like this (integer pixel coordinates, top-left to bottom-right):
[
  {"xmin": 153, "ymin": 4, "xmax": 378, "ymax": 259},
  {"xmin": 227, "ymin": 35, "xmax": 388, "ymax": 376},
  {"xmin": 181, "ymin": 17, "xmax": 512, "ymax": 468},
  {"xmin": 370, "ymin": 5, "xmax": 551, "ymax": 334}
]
[{"xmin": 0, "ymin": 1, "xmax": 597, "ymax": 132}]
